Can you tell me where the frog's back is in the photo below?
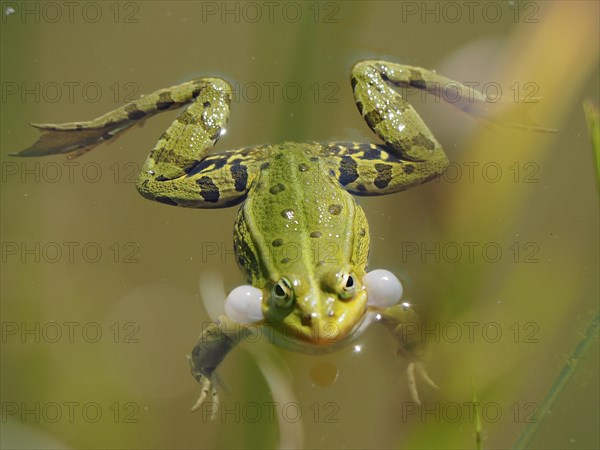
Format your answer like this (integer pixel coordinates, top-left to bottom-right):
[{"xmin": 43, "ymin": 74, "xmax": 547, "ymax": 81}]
[{"xmin": 233, "ymin": 142, "xmax": 370, "ymax": 287}]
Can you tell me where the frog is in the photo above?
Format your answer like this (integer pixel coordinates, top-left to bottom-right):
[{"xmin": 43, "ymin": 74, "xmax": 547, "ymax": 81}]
[{"xmin": 13, "ymin": 60, "xmax": 505, "ymax": 415}]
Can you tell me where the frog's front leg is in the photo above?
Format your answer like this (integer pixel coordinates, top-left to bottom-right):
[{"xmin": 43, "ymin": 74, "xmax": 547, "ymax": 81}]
[
  {"xmin": 188, "ymin": 316, "xmax": 253, "ymax": 416},
  {"xmin": 364, "ymin": 270, "xmax": 438, "ymax": 404},
  {"xmin": 378, "ymin": 302, "xmax": 438, "ymax": 405}
]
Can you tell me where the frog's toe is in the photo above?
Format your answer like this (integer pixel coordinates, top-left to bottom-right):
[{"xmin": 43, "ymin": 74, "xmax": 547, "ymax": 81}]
[
  {"xmin": 190, "ymin": 375, "xmax": 218, "ymax": 416},
  {"xmin": 416, "ymin": 362, "xmax": 439, "ymax": 390},
  {"xmin": 406, "ymin": 361, "xmax": 439, "ymax": 405}
]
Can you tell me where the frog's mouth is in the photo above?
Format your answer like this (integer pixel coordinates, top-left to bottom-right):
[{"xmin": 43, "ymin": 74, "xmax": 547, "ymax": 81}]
[
  {"xmin": 265, "ymin": 292, "xmax": 370, "ymax": 353},
  {"xmin": 265, "ymin": 312, "xmax": 376, "ymax": 354}
]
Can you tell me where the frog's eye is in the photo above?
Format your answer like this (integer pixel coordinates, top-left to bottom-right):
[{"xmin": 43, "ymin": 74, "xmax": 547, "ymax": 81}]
[
  {"xmin": 363, "ymin": 269, "xmax": 403, "ymax": 307},
  {"xmin": 271, "ymin": 277, "xmax": 294, "ymax": 308},
  {"xmin": 224, "ymin": 285, "xmax": 263, "ymax": 324},
  {"xmin": 338, "ymin": 273, "xmax": 356, "ymax": 299}
]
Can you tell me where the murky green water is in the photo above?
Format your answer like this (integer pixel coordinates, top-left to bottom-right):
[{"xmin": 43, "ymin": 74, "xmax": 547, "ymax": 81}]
[{"xmin": 1, "ymin": 1, "xmax": 598, "ymax": 449}]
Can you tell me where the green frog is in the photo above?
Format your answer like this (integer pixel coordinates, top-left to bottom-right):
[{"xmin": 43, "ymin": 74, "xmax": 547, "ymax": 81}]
[{"xmin": 14, "ymin": 60, "xmax": 503, "ymax": 414}]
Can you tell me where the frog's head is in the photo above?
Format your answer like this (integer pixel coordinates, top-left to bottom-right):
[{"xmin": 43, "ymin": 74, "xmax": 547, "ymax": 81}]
[
  {"xmin": 260, "ymin": 268, "xmax": 368, "ymax": 345},
  {"xmin": 224, "ymin": 269, "xmax": 403, "ymax": 346}
]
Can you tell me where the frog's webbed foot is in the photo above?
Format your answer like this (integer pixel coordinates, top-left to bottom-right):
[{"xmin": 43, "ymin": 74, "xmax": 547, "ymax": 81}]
[
  {"xmin": 406, "ymin": 361, "xmax": 439, "ymax": 405},
  {"xmin": 466, "ymin": 107, "xmax": 558, "ymax": 133},
  {"xmin": 11, "ymin": 78, "xmax": 225, "ymax": 158},
  {"xmin": 11, "ymin": 121, "xmax": 133, "ymax": 158}
]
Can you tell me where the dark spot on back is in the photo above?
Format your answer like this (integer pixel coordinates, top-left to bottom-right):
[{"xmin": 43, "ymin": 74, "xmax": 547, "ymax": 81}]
[
  {"xmin": 260, "ymin": 162, "xmax": 270, "ymax": 170},
  {"xmin": 269, "ymin": 183, "xmax": 285, "ymax": 195},
  {"xmin": 310, "ymin": 231, "xmax": 322, "ymax": 238},
  {"xmin": 328, "ymin": 204, "xmax": 342, "ymax": 215},
  {"xmin": 280, "ymin": 209, "xmax": 294, "ymax": 219},
  {"xmin": 298, "ymin": 163, "xmax": 308, "ymax": 172},
  {"xmin": 280, "ymin": 257, "xmax": 291, "ymax": 264},
  {"xmin": 404, "ymin": 164, "xmax": 415, "ymax": 174},
  {"xmin": 272, "ymin": 239, "xmax": 284, "ymax": 247},
  {"xmin": 356, "ymin": 101, "xmax": 364, "ymax": 114},
  {"xmin": 203, "ymin": 101, "xmax": 211, "ymax": 108}
]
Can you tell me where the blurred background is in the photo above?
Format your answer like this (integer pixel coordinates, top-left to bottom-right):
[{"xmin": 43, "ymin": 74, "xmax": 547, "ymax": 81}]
[{"xmin": 1, "ymin": 1, "xmax": 598, "ymax": 449}]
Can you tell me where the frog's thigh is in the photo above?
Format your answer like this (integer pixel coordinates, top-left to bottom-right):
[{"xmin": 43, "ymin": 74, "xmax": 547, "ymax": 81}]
[
  {"xmin": 324, "ymin": 142, "xmax": 448, "ymax": 195},
  {"xmin": 138, "ymin": 147, "xmax": 263, "ymax": 208}
]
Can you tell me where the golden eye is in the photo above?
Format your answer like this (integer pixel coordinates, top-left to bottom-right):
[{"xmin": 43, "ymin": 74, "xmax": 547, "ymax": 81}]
[
  {"xmin": 272, "ymin": 277, "xmax": 294, "ymax": 308},
  {"xmin": 339, "ymin": 273, "xmax": 356, "ymax": 299}
]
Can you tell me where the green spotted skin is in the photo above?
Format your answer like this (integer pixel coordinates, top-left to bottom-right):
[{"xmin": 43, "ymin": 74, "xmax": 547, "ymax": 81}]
[
  {"xmin": 14, "ymin": 60, "xmax": 490, "ymax": 408},
  {"xmin": 233, "ymin": 142, "xmax": 371, "ymax": 339}
]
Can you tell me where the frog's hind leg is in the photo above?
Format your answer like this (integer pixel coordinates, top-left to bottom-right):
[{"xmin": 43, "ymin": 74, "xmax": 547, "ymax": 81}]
[
  {"xmin": 133, "ymin": 78, "xmax": 270, "ymax": 208},
  {"xmin": 351, "ymin": 60, "xmax": 554, "ymax": 154},
  {"xmin": 11, "ymin": 78, "xmax": 223, "ymax": 158},
  {"xmin": 350, "ymin": 60, "xmax": 464, "ymax": 164},
  {"xmin": 336, "ymin": 61, "xmax": 455, "ymax": 195}
]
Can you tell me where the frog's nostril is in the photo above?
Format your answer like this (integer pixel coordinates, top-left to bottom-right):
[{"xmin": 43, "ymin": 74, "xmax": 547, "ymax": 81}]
[{"xmin": 301, "ymin": 314, "xmax": 312, "ymax": 326}]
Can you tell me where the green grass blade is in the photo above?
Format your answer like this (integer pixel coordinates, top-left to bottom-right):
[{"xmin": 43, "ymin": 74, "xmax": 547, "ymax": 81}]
[
  {"xmin": 472, "ymin": 378, "xmax": 482, "ymax": 450},
  {"xmin": 514, "ymin": 100, "xmax": 600, "ymax": 449},
  {"xmin": 583, "ymin": 100, "xmax": 599, "ymax": 190},
  {"xmin": 513, "ymin": 310, "xmax": 599, "ymax": 449}
]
